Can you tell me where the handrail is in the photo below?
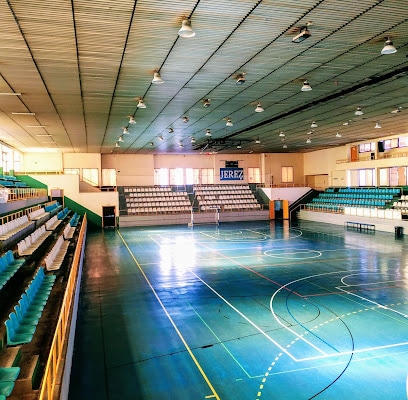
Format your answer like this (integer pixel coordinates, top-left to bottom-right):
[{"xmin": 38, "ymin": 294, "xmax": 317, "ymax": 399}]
[{"xmin": 38, "ymin": 214, "xmax": 87, "ymax": 400}]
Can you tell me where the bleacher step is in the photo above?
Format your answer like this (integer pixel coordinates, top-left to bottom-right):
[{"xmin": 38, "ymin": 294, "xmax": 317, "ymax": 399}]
[
  {"xmin": 11, "ymin": 355, "xmax": 40, "ymax": 395},
  {"xmin": 0, "ymin": 346, "xmax": 21, "ymax": 367}
]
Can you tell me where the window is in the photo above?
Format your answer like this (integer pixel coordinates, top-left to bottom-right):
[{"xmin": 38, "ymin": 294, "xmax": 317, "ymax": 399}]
[
  {"xmin": 82, "ymin": 168, "xmax": 99, "ymax": 186},
  {"xmin": 379, "ymin": 168, "xmax": 389, "ymax": 186},
  {"xmin": 169, "ymin": 168, "xmax": 184, "ymax": 185},
  {"xmin": 13, "ymin": 151, "xmax": 21, "ymax": 173},
  {"xmin": 201, "ymin": 168, "xmax": 214, "ymax": 184},
  {"xmin": 102, "ymin": 169, "xmax": 116, "ymax": 187},
  {"xmin": 186, "ymin": 168, "xmax": 200, "ymax": 185},
  {"xmin": 398, "ymin": 136, "xmax": 408, "ymax": 148},
  {"xmin": 248, "ymin": 167, "xmax": 261, "ymax": 183},
  {"xmin": 358, "ymin": 142, "xmax": 375, "ymax": 153},
  {"xmin": 383, "ymin": 138, "xmax": 398, "ymax": 150},
  {"xmin": 154, "ymin": 168, "xmax": 169, "ymax": 186},
  {"xmin": 359, "ymin": 169, "xmax": 374, "ymax": 186},
  {"xmin": 281, "ymin": 166, "xmax": 293, "ymax": 183}
]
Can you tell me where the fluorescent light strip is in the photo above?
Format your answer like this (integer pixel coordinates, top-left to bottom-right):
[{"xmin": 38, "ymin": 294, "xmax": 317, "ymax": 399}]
[
  {"xmin": 0, "ymin": 92, "xmax": 21, "ymax": 96},
  {"xmin": 36, "ymin": 134, "xmax": 52, "ymax": 137},
  {"xmin": 12, "ymin": 112, "xmax": 35, "ymax": 115},
  {"xmin": 26, "ymin": 125, "xmax": 45, "ymax": 128}
]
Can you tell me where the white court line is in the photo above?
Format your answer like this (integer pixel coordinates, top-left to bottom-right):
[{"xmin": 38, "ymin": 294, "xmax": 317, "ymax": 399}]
[
  {"xmin": 145, "ymin": 233, "xmax": 408, "ymax": 364},
  {"xmin": 188, "ymin": 269, "xmax": 298, "ymax": 362},
  {"xmin": 335, "ymin": 285, "xmax": 408, "ymax": 320},
  {"xmin": 268, "ymin": 271, "xmax": 354, "ymax": 357}
]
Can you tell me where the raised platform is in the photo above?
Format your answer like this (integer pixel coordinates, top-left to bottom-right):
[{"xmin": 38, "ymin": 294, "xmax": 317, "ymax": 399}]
[
  {"xmin": 119, "ymin": 210, "xmax": 270, "ymax": 227},
  {"xmin": 299, "ymin": 209, "xmax": 407, "ymax": 236}
]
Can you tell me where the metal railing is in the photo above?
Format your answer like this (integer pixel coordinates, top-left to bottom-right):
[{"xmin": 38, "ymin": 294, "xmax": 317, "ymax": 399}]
[{"xmin": 38, "ymin": 214, "xmax": 87, "ymax": 400}]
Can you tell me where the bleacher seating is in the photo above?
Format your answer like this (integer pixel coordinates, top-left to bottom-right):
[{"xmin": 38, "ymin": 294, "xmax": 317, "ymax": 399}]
[
  {"xmin": 124, "ymin": 187, "xmax": 191, "ymax": 215},
  {"xmin": 305, "ymin": 187, "xmax": 400, "ymax": 213},
  {"xmin": 44, "ymin": 201, "xmax": 62, "ymax": 213},
  {"xmin": 0, "ymin": 367, "xmax": 20, "ymax": 398},
  {"xmin": 45, "ymin": 215, "xmax": 62, "ymax": 231},
  {"xmin": 43, "ymin": 235, "xmax": 70, "ymax": 271},
  {"xmin": 194, "ymin": 185, "xmax": 261, "ymax": 212},
  {"xmin": 0, "ymin": 215, "xmax": 33, "ymax": 242},
  {"xmin": 0, "ymin": 175, "xmax": 27, "ymax": 189},
  {"xmin": 28, "ymin": 207, "xmax": 48, "ymax": 222},
  {"xmin": 17, "ymin": 225, "xmax": 51, "ymax": 256},
  {"xmin": 57, "ymin": 207, "xmax": 70, "ymax": 220},
  {"xmin": 4, "ymin": 268, "xmax": 55, "ymax": 346},
  {"xmin": 0, "ymin": 251, "xmax": 25, "ymax": 291}
]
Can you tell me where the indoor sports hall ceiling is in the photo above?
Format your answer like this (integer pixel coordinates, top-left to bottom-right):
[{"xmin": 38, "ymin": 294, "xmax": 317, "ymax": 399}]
[{"xmin": 0, "ymin": 0, "xmax": 407, "ymax": 155}]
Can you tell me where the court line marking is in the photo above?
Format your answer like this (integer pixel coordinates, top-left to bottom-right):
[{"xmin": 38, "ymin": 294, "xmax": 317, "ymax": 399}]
[
  {"xmin": 117, "ymin": 230, "xmax": 220, "ymax": 400},
  {"xmin": 270, "ymin": 271, "xmax": 408, "ymax": 361},
  {"xmin": 137, "ymin": 231, "xmax": 408, "ymax": 365},
  {"xmin": 187, "ymin": 301, "xmax": 253, "ymax": 378},
  {"xmin": 187, "ymin": 269, "xmax": 298, "ymax": 362},
  {"xmin": 269, "ymin": 270, "xmax": 351, "ymax": 357}
]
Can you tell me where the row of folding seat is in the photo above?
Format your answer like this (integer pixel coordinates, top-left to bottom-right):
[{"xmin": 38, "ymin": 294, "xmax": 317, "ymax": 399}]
[
  {"xmin": 17, "ymin": 225, "xmax": 51, "ymax": 256},
  {"xmin": 5, "ymin": 267, "xmax": 55, "ymax": 346},
  {"xmin": 0, "ymin": 366, "xmax": 20, "ymax": 398},
  {"xmin": 201, "ymin": 203, "xmax": 261, "ymax": 212},
  {"xmin": 194, "ymin": 185, "xmax": 251, "ymax": 191},
  {"xmin": 126, "ymin": 195, "xmax": 188, "ymax": 202},
  {"xmin": 0, "ymin": 251, "xmax": 25, "ymax": 291},
  {"xmin": 197, "ymin": 194, "xmax": 255, "ymax": 200},
  {"xmin": 124, "ymin": 186, "xmax": 172, "ymax": 193},
  {"xmin": 337, "ymin": 187, "xmax": 400, "ymax": 195},
  {"xmin": 311, "ymin": 198, "xmax": 387, "ymax": 207},
  {"xmin": 0, "ymin": 215, "xmax": 31, "ymax": 240},
  {"xmin": 127, "ymin": 200, "xmax": 191, "ymax": 207},
  {"xmin": 199, "ymin": 199, "xmax": 258, "ymax": 206},
  {"xmin": 43, "ymin": 235, "xmax": 70, "ymax": 271},
  {"xmin": 319, "ymin": 193, "xmax": 393, "ymax": 200},
  {"xmin": 28, "ymin": 208, "xmax": 47, "ymax": 221},
  {"xmin": 128, "ymin": 206, "xmax": 192, "ymax": 215},
  {"xmin": 126, "ymin": 191, "xmax": 188, "ymax": 198},
  {"xmin": 393, "ymin": 201, "xmax": 408, "ymax": 208}
]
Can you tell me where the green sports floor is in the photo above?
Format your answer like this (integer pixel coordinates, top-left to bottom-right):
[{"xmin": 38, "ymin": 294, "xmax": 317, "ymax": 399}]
[{"xmin": 68, "ymin": 220, "xmax": 408, "ymax": 400}]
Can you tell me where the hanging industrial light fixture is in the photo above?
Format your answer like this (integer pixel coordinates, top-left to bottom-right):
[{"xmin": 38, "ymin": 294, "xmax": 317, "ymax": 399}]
[
  {"xmin": 152, "ymin": 71, "xmax": 164, "ymax": 84},
  {"xmin": 137, "ymin": 99, "xmax": 146, "ymax": 109},
  {"xmin": 381, "ymin": 37, "xmax": 397, "ymax": 55},
  {"xmin": 301, "ymin": 80, "xmax": 312, "ymax": 91},
  {"xmin": 255, "ymin": 103, "xmax": 264, "ymax": 112},
  {"xmin": 355, "ymin": 107, "xmax": 363, "ymax": 116},
  {"xmin": 226, "ymin": 118, "xmax": 233, "ymax": 127},
  {"xmin": 375, "ymin": 121, "xmax": 382, "ymax": 129},
  {"xmin": 128, "ymin": 116, "xmax": 136, "ymax": 124},
  {"xmin": 205, "ymin": 129, "xmax": 211, "ymax": 137},
  {"xmin": 178, "ymin": 19, "xmax": 195, "ymax": 38}
]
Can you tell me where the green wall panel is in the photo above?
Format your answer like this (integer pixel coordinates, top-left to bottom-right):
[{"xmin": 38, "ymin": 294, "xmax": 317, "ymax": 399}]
[{"xmin": 64, "ymin": 197, "xmax": 102, "ymax": 228}]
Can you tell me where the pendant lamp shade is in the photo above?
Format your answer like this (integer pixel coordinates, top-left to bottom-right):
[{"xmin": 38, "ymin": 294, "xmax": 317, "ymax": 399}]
[
  {"xmin": 301, "ymin": 80, "xmax": 312, "ymax": 91},
  {"xmin": 152, "ymin": 72, "xmax": 164, "ymax": 84},
  {"xmin": 178, "ymin": 19, "xmax": 195, "ymax": 38},
  {"xmin": 381, "ymin": 38, "xmax": 397, "ymax": 55}
]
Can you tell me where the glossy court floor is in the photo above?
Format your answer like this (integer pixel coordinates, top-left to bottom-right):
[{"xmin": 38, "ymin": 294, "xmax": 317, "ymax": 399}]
[{"xmin": 68, "ymin": 220, "xmax": 408, "ymax": 400}]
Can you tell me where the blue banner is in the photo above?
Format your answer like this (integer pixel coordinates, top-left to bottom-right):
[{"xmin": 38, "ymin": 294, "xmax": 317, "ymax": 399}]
[{"xmin": 220, "ymin": 168, "xmax": 244, "ymax": 181}]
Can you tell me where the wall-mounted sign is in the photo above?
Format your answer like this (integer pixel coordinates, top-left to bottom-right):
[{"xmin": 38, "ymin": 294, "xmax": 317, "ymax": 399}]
[{"xmin": 220, "ymin": 168, "xmax": 244, "ymax": 181}]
